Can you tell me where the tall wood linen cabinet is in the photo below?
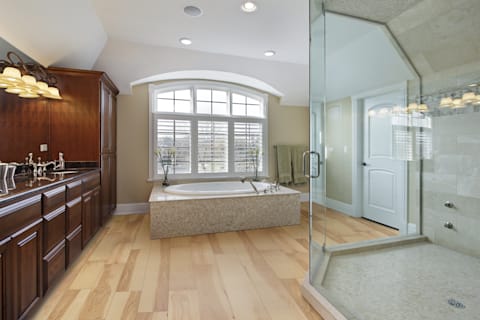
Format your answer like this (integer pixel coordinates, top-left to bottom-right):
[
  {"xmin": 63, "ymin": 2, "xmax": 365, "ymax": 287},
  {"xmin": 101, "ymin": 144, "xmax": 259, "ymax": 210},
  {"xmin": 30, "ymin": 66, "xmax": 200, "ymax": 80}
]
[{"xmin": 48, "ymin": 67, "xmax": 119, "ymax": 224}]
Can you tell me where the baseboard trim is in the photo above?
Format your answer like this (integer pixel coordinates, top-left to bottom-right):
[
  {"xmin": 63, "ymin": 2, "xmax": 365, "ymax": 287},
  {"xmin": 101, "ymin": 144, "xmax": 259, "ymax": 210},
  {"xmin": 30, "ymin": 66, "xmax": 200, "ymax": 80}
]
[
  {"xmin": 114, "ymin": 202, "xmax": 149, "ymax": 215},
  {"xmin": 326, "ymin": 198, "xmax": 354, "ymax": 216}
]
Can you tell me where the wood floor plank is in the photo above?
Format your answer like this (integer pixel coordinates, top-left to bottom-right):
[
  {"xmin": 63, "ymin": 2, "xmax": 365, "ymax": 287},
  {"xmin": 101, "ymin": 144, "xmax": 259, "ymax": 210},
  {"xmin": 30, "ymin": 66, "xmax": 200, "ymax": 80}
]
[
  {"xmin": 215, "ymin": 254, "xmax": 272, "ymax": 320},
  {"xmin": 34, "ymin": 205, "xmax": 397, "ymax": 320},
  {"xmin": 167, "ymin": 290, "xmax": 201, "ymax": 320}
]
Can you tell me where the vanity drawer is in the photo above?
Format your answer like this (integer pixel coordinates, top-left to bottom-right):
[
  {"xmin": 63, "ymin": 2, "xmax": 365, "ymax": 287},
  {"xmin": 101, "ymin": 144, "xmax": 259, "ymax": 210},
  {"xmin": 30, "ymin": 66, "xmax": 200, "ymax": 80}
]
[
  {"xmin": 66, "ymin": 180, "xmax": 82, "ymax": 202},
  {"xmin": 43, "ymin": 240, "xmax": 66, "ymax": 294},
  {"xmin": 66, "ymin": 198, "xmax": 82, "ymax": 234},
  {"xmin": 0, "ymin": 195, "xmax": 41, "ymax": 240},
  {"xmin": 66, "ymin": 226, "xmax": 82, "ymax": 267},
  {"xmin": 83, "ymin": 172, "xmax": 100, "ymax": 192},
  {"xmin": 43, "ymin": 206, "xmax": 66, "ymax": 254},
  {"xmin": 42, "ymin": 186, "xmax": 66, "ymax": 214}
]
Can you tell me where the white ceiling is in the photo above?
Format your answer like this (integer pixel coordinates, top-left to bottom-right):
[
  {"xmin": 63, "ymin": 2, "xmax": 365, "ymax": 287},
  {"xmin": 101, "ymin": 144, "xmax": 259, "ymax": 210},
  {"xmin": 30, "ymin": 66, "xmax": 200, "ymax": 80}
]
[
  {"xmin": 7, "ymin": 0, "xmax": 469, "ymax": 105},
  {"xmin": 91, "ymin": 0, "xmax": 309, "ymax": 65}
]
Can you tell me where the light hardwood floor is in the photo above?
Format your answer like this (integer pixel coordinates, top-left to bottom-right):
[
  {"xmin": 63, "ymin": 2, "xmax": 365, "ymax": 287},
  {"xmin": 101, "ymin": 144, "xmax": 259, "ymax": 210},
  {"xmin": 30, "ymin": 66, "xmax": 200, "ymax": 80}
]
[{"xmin": 33, "ymin": 203, "xmax": 397, "ymax": 320}]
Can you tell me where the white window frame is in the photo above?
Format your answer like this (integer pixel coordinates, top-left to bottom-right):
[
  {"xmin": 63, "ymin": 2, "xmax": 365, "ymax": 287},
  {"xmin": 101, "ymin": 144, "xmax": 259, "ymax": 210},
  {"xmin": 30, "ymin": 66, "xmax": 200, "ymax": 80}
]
[{"xmin": 148, "ymin": 80, "xmax": 268, "ymax": 181}]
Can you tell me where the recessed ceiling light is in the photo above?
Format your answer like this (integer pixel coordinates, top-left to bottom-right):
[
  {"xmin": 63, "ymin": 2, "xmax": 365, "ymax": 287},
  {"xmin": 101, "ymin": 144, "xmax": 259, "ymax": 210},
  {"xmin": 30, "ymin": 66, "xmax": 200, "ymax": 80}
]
[
  {"xmin": 184, "ymin": 5, "xmax": 203, "ymax": 17},
  {"xmin": 179, "ymin": 38, "xmax": 192, "ymax": 46},
  {"xmin": 241, "ymin": 1, "xmax": 257, "ymax": 13},
  {"xmin": 264, "ymin": 50, "xmax": 275, "ymax": 57}
]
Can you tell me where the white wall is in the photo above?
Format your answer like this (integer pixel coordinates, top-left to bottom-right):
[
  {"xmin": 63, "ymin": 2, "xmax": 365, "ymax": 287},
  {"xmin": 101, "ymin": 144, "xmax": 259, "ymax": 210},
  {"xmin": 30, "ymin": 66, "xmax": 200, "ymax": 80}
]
[{"xmin": 94, "ymin": 38, "xmax": 309, "ymax": 106}]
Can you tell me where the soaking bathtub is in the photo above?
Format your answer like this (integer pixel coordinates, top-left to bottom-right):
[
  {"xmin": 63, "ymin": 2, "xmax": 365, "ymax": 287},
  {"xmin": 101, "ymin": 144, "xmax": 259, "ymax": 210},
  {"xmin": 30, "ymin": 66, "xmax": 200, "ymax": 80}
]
[
  {"xmin": 149, "ymin": 181, "xmax": 301, "ymax": 239},
  {"xmin": 164, "ymin": 181, "xmax": 271, "ymax": 196}
]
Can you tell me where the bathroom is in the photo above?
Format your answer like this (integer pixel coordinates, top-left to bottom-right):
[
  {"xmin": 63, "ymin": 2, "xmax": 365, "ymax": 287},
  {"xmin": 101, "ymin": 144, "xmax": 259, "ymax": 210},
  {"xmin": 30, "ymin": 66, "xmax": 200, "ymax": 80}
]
[{"xmin": 0, "ymin": 0, "xmax": 480, "ymax": 319}]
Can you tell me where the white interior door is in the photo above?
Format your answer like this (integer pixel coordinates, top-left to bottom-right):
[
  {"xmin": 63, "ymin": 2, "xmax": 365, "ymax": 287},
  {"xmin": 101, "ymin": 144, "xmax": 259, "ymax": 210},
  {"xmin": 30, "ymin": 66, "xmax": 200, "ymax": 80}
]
[{"xmin": 363, "ymin": 91, "xmax": 406, "ymax": 229}]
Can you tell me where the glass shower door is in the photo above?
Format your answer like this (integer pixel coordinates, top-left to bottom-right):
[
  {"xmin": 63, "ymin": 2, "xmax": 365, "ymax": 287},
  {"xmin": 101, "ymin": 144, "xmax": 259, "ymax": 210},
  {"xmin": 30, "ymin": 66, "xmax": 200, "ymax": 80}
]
[{"xmin": 308, "ymin": 0, "xmax": 327, "ymax": 287}]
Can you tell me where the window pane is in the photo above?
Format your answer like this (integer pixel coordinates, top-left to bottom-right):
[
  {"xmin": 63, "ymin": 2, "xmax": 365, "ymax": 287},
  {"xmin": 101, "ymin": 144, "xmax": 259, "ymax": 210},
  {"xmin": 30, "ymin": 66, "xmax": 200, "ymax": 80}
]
[
  {"xmin": 247, "ymin": 104, "xmax": 262, "ymax": 117},
  {"xmin": 246, "ymin": 96, "xmax": 260, "ymax": 104},
  {"xmin": 156, "ymin": 119, "xmax": 191, "ymax": 174},
  {"xmin": 198, "ymin": 121, "xmax": 228, "ymax": 173},
  {"xmin": 212, "ymin": 90, "xmax": 227, "ymax": 102},
  {"xmin": 157, "ymin": 99, "xmax": 174, "ymax": 112},
  {"xmin": 157, "ymin": 91, "xmax": 173, "ymax": 99},
  {"xmin": 212, "ymin": 102, "xmax": 228, "ymax": 115},
  {"xmin": 196, "ymin": 89, "xmax": 211, "ymax": 101},
  {"xmin": 175, "ymin": 100, "xmax": 192, "ymax": 113},
  {"xmin": 232, "ymin": 103, "xmax": 246, "ymax": 116},
  {"xmin": 197, "ymin": 101, "xmax": 211, "ymax": 114},
  {"xmin": 175, "ymin": 89, "xmax": 191, "ymax": 100},
  {"xmin": 232, "ymin": 93, "xmax": 246, "ymax": 104},
  {"xmin": 234, "ymin": 122, "xmax": 263, "ymax": 173}
]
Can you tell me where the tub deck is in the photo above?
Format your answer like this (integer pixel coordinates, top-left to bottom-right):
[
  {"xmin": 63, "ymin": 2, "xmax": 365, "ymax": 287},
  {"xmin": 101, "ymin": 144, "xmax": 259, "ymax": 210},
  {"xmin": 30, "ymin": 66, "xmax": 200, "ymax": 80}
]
[{"xmin": 149, "ymin": 183, "xmax": 301, "ymax": 239}]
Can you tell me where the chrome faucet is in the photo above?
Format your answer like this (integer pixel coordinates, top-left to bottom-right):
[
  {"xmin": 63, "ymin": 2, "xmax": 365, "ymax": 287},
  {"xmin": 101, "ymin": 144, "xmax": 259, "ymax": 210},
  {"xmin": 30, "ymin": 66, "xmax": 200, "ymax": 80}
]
[{"xmin": 241, "ymin": 177, "xmax": 259, "ymax": 194}]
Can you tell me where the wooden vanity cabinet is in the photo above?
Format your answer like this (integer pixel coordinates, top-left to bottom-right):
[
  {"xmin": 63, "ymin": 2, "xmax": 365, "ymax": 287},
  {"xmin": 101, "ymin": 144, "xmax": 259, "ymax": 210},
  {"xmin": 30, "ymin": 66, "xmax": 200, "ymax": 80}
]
[
  {"xmin": 82, "ymin": 172, "xmax": 101, "ymax": 247},
  {"xmin": 0, "ymin": 237, "xmax": 12, "ymax": 320},
  {"xmin": 48, "ymin": 67, "xmax": 118, "ymax": 227},
  {"xmin": 41, "ymin": 186, "xmax": 66, "ymax": 295},
  {"xmin": 66, "ymin": 180, "xmax": 83, "ymax": 267}
]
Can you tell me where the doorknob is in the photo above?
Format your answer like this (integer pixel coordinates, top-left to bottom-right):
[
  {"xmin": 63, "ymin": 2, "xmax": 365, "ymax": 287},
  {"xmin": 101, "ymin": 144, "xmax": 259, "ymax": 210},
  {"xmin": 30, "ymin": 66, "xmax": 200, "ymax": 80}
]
[{"xmin": 362, "ymin": 162, "xmax": 368, "ymax": 166}]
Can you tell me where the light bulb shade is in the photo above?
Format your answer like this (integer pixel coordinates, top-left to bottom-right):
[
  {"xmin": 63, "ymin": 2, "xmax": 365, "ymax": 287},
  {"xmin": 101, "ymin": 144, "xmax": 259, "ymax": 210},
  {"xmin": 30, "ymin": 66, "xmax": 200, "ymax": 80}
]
[
  {"xmin": 474, "ymin": 94, "xmax": 480, "ymax": 105},
  {"xmin": 21, "ymin": 75, "xmax": 38, "ymax": 90},
  {"xmin": 36, "ymin": 81, "xmax": 50, "ymax": 95},
  {"xmin": 417, "ymin": 104, "xmax": 429, "ymax": 112},
  {"xmin": 462, "ymin": 91, "xmax": 476, "ymax": 104},
  {"xmin": 44, "ymin": 86, "xmax": 62, "ymax": 99},
  {"xmin": 19, "ymin": 90, "xmax": 40, "ymax": 98},
  {"xmin": 0, "ymin": 67, "xmax": 23, "ymax": 84},
  {"xmin": 439, "ymin": 97, "xmax": 453, "ymax": 107},
  {"xmin": 5, "ymin": 85, "xmax": 26, "ymax": 94},
  {"xmin": 452, "ymin": 98, "xmax": 465, "ymax": 109},
  {"xmin": 407, "ymin": 103, "xmax": 418, "ymax": 112}
]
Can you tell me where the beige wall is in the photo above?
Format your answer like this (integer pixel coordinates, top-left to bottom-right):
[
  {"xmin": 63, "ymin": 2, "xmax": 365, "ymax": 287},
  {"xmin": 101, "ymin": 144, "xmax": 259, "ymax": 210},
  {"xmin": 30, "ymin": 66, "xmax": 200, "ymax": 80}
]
[
  {"xmin": 325, "ymin": 97, "xmax": 353, "ymax": 204},
  {"xmin": 116, "ymin": 82, "xmax": 309, "ymax": 204}
]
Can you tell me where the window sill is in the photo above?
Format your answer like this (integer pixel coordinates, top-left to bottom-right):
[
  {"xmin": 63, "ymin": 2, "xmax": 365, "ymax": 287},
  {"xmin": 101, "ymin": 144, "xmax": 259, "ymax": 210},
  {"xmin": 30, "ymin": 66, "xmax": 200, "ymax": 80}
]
[{"xmin": 147, "ymin": 174, "xmax": 269, "ymax": 183}]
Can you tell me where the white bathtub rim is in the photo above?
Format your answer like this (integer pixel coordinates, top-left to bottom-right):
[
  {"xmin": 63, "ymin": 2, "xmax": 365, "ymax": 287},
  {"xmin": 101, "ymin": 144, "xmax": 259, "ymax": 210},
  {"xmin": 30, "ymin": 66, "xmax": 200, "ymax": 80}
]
[{"xmin": 164, "ymin": 181, "xmax": 271, "ymax": 196}]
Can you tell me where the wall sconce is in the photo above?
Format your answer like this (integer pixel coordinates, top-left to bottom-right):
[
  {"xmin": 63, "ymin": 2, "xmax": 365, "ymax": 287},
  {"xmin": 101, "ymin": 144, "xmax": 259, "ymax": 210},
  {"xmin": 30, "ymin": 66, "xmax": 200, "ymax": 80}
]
[{"xmin": 0, "ymin": 51, "xmax": 62, "ymax": 99}]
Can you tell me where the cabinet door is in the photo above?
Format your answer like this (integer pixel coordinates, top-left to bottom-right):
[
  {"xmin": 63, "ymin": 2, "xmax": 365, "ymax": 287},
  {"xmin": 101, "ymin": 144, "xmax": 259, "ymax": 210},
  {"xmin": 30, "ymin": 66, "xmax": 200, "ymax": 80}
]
[
  {"xmin": 92, "ymin": 187, "xmax": 101, "ymax": 235},
  {"xmin": 12, "ymin": 219, "xmax": 42, "ymax": 319},
  {"xmin": 82, "ymin": 191, "xmax": 93, "ymax": 247},
  {"xmin": 101, "ymin": 154, "xmax": 115, "ymax": 225},
  {"xmin": 101, "ymin": 83, "xmax": 113, "ymax": 153},
  {"xmin": 0, "ymin": 237, "xmax": 11, "ymax": 320}
]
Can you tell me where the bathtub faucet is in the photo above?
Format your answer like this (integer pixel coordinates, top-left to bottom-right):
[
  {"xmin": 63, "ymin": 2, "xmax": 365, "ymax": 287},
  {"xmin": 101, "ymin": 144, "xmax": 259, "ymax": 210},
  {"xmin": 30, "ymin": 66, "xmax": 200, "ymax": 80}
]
[{"xmin": 240, "ymin": 177, "xmax": 259, "ymax": 194}]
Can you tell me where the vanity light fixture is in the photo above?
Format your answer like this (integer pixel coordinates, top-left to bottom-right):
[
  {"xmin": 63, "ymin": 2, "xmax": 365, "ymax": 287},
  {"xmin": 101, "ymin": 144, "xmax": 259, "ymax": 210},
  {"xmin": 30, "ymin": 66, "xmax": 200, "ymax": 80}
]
[
  {"xmin": 0, "ymin": 51, "xmax": 62, "ymax": 99},
  {"xmin": 417, "ymin": 103, "xmax": 429, "ymax": 112},
  {"xmin": 439, "ymin": 96, "xmax": 453, "ymax": 108},
  {"xmin": 241, "ymin": 1, "xmax": 257, "ymax": 12},
  {"xmin": 264, "ymin": 50, "xmax": 276, "ymax": 57},
  {"xmin": 179, "ymin": 38, "xmax": 192, "ymax": 46},
  {"xmin": 452, "ymin": 98, "xmax": 465, "ymax": 109},
  {"xmin": 461, "ymin": 91, "xmax": 476, "ymax": 104}
]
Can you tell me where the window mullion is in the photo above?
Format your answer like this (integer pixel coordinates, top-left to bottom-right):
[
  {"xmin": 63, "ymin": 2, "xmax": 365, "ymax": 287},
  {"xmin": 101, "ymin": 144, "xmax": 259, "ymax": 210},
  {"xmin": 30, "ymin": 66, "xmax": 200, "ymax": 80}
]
[
  {"xmin": 191, "ymin": 119, "xmax": 198, "ymax": 175},
  {"xmin": 228, "ymin": 119, "xmax": 235, "ymax": 175}
]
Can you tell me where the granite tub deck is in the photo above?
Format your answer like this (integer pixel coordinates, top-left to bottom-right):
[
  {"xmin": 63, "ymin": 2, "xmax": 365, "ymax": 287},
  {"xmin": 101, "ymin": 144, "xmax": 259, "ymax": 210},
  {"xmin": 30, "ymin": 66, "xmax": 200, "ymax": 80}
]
[
  {"xmin": 302, "ymin": 236, "xmax": 480, "ymax": 320},
  {"xmin": 149, "ymin": 184, "xmax": 301, "ymax": 239}
]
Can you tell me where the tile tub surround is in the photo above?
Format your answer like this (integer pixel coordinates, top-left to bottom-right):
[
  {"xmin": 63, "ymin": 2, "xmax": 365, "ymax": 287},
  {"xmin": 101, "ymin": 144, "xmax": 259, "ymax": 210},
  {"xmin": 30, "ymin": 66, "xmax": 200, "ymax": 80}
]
[{"xmin": 149, "ymin": 184, "xmax": 301, "ymax": 239}]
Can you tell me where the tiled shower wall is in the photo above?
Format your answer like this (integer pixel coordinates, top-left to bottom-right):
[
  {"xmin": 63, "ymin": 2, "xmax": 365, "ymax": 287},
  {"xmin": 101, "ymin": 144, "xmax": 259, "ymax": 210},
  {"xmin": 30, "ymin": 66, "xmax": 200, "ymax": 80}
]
[{"xmin": 423, "ymin": 110, "xmax": 480, "ymax": 257}]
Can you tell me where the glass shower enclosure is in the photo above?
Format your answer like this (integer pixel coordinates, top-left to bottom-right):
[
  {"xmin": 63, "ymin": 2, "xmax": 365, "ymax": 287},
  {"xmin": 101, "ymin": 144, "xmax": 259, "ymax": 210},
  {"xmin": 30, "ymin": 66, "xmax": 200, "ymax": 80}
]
[{"xmin": 303, "ymin": 0, "xmax": 480, "ymax": 319}]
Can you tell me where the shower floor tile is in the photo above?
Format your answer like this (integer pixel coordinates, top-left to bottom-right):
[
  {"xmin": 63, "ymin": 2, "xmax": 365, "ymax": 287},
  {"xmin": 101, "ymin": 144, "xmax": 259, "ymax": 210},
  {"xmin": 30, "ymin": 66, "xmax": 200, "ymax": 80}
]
[{"xmin": 321, "ymin": 242, "xmax": 480, "ymax": 320}]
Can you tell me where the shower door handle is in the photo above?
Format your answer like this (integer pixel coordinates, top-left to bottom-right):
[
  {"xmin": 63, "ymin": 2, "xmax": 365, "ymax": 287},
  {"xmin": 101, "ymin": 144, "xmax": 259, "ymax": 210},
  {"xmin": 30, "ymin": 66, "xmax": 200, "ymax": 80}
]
[{"xmin": 303, "ymin": 151, "xmax": 322, "ymax": 178}]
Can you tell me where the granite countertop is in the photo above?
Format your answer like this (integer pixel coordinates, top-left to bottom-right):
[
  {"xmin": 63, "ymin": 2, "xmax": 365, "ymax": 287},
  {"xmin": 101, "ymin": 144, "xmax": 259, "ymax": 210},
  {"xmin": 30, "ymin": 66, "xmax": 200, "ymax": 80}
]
[{"xmin": 0, "ymin": 168, "xmax": 99, "ymax": 208}]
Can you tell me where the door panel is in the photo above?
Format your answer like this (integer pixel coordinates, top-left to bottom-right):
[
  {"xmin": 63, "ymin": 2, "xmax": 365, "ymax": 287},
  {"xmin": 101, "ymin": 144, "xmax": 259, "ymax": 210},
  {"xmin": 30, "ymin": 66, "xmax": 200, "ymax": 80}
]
[{"xmin": 363, "ymin": 90, "xmax": 406, "ymax": 230}]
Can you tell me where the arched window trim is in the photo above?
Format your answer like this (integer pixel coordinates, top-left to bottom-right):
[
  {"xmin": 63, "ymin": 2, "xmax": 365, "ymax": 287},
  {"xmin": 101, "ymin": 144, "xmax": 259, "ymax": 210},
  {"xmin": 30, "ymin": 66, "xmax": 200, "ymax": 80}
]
[{"xmin": 148, "ymin": 80, "xmax": 269, "ymax": 181}]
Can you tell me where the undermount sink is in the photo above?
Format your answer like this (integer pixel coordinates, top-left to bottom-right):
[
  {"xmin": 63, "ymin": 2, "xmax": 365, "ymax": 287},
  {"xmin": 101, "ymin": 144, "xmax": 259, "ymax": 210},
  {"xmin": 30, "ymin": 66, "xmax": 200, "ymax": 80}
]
[{"xmin": 51, "ymin": 170, "xmax": 79, "ymax": 175}]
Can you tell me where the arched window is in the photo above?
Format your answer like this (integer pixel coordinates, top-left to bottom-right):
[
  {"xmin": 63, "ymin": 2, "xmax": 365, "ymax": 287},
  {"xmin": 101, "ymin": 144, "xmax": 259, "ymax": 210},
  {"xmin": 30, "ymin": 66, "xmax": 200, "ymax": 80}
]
[{"xmin": 149, "ymin": 80, "xmax": 268, "ymax": 179}]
